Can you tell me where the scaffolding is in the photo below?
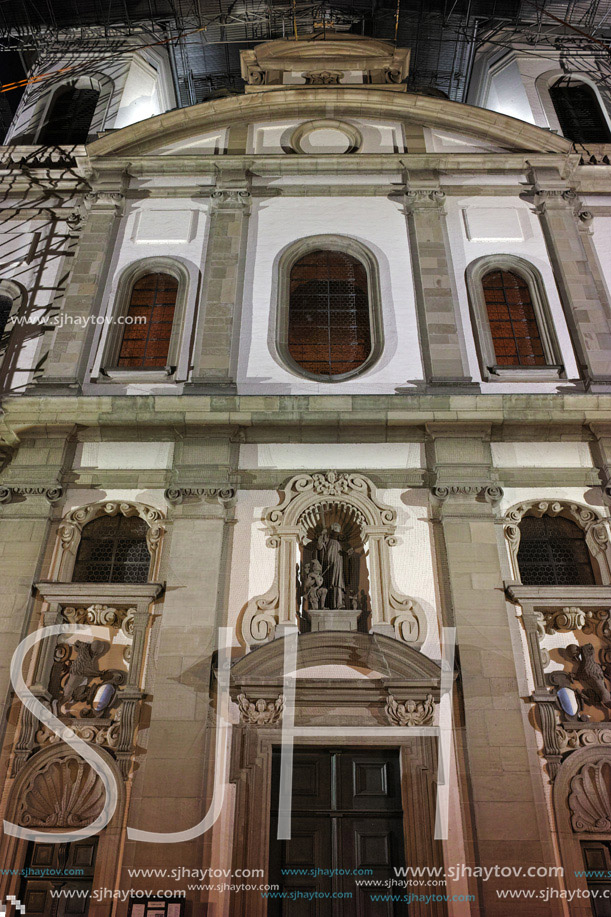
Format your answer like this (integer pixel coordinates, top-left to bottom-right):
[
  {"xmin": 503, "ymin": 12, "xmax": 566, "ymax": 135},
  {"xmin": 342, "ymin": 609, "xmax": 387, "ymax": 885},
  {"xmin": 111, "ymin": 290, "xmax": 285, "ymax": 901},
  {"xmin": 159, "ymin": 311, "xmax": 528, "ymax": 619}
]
[{"xmin": 0, "ymin": 0, "xmax": 610, "ymax": 128}]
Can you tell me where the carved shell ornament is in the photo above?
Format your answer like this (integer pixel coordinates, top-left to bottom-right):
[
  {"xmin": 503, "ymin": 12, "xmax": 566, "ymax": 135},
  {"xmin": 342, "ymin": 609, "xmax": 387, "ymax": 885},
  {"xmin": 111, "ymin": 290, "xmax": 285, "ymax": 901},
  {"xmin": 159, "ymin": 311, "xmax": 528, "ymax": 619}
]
[
  {"xmin": 569, "ymin": 758, "xmax": 611, "ymax": 832},
  {"xmin": 17, "ymin": 754, "xmax": 105, "ymax": 828}
]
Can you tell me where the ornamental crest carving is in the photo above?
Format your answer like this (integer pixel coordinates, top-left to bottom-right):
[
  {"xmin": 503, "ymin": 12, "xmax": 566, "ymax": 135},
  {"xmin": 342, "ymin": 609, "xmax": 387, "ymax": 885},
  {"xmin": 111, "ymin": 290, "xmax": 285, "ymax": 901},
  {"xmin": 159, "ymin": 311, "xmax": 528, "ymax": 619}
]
[{"xmin": 239, "ymin": 472, "xmax": 427, "ymax": 649}]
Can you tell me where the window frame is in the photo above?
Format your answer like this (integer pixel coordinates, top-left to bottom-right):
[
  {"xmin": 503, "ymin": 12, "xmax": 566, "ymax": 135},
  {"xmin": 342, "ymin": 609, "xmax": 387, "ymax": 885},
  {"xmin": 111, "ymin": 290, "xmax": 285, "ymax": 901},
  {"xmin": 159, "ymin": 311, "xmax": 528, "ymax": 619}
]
[
  {"xmin": 466, "ymin": 255, "xmax": 564, "ymax": 382},
  {"xmin": 535, "ymin": 69, "xmax": 611, "ymax": 146},
  {"xmin": 35, "ymin": 75, "xmax": 113, "ymax": 146},
  {"xmin": 97, "ymin": 258, "xmax": 190, "ymax": 383},
  {"xmin": 273, "ymin": 235, "xmax": 384, "ymax": 383}
]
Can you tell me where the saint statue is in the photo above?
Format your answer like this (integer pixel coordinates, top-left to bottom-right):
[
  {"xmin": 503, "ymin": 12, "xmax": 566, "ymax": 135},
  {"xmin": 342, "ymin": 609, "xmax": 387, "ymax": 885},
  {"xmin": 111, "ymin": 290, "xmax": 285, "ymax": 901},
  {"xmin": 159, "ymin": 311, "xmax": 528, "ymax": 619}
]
[{"xmin": 317, "ymin": 523, "xmax": 346, "ymax": 608}]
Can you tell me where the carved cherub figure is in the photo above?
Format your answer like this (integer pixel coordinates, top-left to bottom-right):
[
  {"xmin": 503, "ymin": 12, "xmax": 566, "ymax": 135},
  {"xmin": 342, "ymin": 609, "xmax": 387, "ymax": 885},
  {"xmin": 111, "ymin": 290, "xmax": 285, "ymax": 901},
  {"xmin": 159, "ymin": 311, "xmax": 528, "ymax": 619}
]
[{"xmin": 303, "ymin": 560, "xmax": 327, "ymax": 610}]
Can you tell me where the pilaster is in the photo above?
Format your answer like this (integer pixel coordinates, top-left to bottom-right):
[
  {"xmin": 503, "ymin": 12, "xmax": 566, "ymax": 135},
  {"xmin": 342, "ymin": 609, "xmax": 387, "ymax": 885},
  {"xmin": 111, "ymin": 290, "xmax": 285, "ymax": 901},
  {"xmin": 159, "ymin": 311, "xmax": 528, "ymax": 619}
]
[
  {"xmin": 529, "ymin": 166, "xmax": 611, "ymax": 391},
  {"xmin": 36, "ymin": 174, "xmax": 127, "ymax": 392},
  {"xmin": 399, "ymin": 175, "xmax": 478, "ymax": 392},
  {"xmin": 426, "ymin": 423, "xmax": 563, "ymax": 913},
  {"xmin": 186, "ymin": 173, "xmax": 252, "ymax": 393}
]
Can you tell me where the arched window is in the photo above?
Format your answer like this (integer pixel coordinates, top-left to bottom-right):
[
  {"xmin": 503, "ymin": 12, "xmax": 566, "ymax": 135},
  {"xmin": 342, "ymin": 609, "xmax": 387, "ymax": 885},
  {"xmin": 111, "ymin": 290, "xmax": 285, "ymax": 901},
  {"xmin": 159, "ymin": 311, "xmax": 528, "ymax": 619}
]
[
  {"xmin": 72, "ymin": 515, "xmax": 151, "ymax": 584},
  {"xmin": 39, "ymin": 84, "xmax": 100, "ymax": 145},
  {"xmin": 517, "ymin": 515, "xmax": 596, "ymax": 586},
  {"xmin": 482, "ymin": 270, "xmax": 546, "ymax": 367},
  {"xmin": 287, "ymin": 250, "xmax": 372, "ymax": 378},
  {"xmin": 117, "ymin": 273, "xmax": 178, "ymax": 369},
  {"xmin": 550, "ymin": 78, "xmax": 611, "ymax": 144}
]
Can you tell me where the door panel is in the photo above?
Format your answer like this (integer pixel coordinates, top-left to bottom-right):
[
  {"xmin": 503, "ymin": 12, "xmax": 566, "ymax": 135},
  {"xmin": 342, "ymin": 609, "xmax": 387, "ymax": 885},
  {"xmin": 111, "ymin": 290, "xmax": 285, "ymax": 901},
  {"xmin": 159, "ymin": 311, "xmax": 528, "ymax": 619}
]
[
  {"xmin": 19, "ymin": 839, "xmax": 97, "ymax": 917},
  {"xmin": 269, "ymin": 749, "xmax": 407, "ymax": 916}
]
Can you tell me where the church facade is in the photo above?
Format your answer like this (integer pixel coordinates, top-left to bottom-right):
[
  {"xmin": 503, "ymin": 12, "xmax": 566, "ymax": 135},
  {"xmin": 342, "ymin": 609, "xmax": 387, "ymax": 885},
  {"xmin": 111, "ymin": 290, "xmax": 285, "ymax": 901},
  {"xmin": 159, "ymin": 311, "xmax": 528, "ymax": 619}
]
[{"xmin": 0, "ymin": 25, "xmax": 610, "ymax": 917}]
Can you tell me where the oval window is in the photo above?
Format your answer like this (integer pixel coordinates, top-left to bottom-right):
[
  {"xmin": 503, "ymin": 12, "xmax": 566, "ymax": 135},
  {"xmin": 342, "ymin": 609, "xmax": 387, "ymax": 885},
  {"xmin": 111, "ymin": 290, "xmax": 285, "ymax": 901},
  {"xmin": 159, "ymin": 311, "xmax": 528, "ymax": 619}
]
[{"xmin": 287, "ymin": 250, "xmax": 372, "ymax": 378}]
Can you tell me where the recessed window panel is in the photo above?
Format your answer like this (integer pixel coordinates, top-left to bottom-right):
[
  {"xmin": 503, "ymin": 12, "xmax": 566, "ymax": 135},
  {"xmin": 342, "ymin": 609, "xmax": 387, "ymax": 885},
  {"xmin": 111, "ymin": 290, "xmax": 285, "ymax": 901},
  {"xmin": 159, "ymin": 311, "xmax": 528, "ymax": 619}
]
[{"xmin": 288, "ymin": 250, "xmax": 371, "ymax": 378}]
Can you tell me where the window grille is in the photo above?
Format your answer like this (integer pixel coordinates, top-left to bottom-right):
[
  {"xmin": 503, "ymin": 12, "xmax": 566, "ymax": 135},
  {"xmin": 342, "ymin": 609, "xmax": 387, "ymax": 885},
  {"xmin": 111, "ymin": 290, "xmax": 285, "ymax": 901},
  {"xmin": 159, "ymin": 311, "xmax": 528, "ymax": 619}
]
[
  {"xmin": 288, "ymin": 250, "xmax": 371, "ymax": 377},
  {"xmin": 517, "ymin": 515, "xmax": 596, "ymax": 586},
  {"xmin": 483, "ymin": 270, "xmax": 546, "ymax": 366},
  {"xmin": 550, "ymin": 79, "xmax": 611, "ymax": 144},
  {"xmin": 117, "ymin": 273, "xmax": 177, "ymax": 369},
  {"xmin": 40, "ymin": 86, "xmax": 99, "ymax": 145},
  {"xmin": 72, "ymin": 515, "xmax": 151, "ymax": 584}
]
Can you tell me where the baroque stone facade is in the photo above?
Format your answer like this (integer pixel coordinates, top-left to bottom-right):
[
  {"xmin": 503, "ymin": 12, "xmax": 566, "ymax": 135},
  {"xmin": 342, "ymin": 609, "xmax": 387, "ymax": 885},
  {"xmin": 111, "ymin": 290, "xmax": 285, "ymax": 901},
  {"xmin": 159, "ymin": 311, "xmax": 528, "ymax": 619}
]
[{"xmin": 0, "ymin": 23, "xmax": 611, "ymax": 917}]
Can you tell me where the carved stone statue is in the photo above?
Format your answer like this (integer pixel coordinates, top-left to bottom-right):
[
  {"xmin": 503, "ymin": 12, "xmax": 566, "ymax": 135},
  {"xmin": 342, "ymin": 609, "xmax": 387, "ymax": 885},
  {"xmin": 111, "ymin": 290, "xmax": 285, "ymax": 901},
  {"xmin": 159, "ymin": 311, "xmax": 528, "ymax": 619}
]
[
  {"xmin": 568, "ymin": 643, "xmax": 611, "ymax": 710},
  {"xmin": 63, "ymin": 640, "xmax": 110, "ymax": 702},
  {"xmin": 303, "ymin": 560, "xmax": 328, "ymax": 610},
  {"xmin": 317, "ymin": 523, "xmax": 346, "ymax": 608}
]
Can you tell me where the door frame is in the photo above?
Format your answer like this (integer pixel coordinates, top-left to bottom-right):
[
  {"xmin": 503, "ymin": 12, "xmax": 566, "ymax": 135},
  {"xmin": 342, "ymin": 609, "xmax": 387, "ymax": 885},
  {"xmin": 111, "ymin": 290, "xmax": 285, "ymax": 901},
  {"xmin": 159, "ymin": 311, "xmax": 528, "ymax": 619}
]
[{"xmin": 229, "ymin": 728, "xmax": 446, "ymax": 917}]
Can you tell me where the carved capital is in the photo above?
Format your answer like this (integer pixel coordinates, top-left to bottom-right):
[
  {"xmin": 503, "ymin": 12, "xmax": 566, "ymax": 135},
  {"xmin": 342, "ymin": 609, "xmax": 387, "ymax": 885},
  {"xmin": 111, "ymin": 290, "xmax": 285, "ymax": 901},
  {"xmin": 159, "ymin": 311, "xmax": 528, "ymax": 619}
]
[
  {"xmin": 404, "ymin": 189, "xmax": 446, "ymax": 212},
  {"xmin": 164, "ymin": 486, "xmax": 236, "ymax": 506},
  {"xmin": 0, "ymin": 485, "xmax": 63, "ymax": 505},
  {"xmin": 385, "ymin": 694, "xmax": 436, "ymax": 727},
  {"xmin": 209, "ymin": 189, "xmax": 251, "ymax": 212},
  {"xmin": 84, "ymin": 190, "xmax": 125, "ymax": 214},
  {"xmin": 431, "ymin": 484, "xmax": 503, "ymax": 504},
  {"xmin": 237, "ymin": 693, "xmax": 284, "ymax": 726}
]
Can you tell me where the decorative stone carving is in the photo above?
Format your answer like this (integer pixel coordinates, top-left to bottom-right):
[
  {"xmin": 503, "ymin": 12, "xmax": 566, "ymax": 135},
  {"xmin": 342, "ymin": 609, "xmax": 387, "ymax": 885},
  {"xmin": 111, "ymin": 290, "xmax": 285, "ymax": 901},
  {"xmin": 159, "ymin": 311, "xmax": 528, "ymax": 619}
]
[
  {"xmin": 569, "ymin": 758, "xmax": 611, "ymax": 832},
  {"xmin": 504, "ymin": 500, "xmax": 611, "ymax": 582},
  {"xmin": 543, "ymin": 607, "xmax": 592, "ymax": 634},
  {"xmin": 556, "ymin": 725, "xmax": 611, "ymax": 754},
  {"xmin": 209, "ymin": 189, "xmax": 251, "ymax": 211},
  {"xmin": 404, "ymin": 189, "xmax": 447, "ymax": 211},
  {"xmin": 240, "ymin": 471, "xmax": 427, "ymax": 648},
  {"xmin": 85, "ymin": 190, "xmax": 125, "ymax": 212},
  {"xmin": 431, "ymin": 484, "xmax": 503, "ymax": 504},
  {"xmin": 50, "ymin": 638, "xmax": 126, "ymax": 718},
  {"xmin": 385, "ymin": 694, "xmax": 436, "ymax": 727},
  {"xmin": 237, "ymin": 694, "xmax": 284, "ymax": 726},
  {"xmin": 568, "ymin": 643, "xmax": 611, "ymax": 712},
  {"xmin": 63, "ymin": 604, "xmax": 134, "ymax": 637},
  {"xmin": 36, "ymin": 709, "xmax": 122, "ymax": 750},
  {"xmin": 164, "ymin": 487, "xmax": 236, "ymax": 506},
  {"xmin": 16, "ymin": 753, "xmax": 105, "ymax": 828},
  {"xmin": 303, "ymin": 70, "xmax": 343, "ymax": 84},
  {"xmin": 0, "ymin": 485, "xmax": 63, "ymax": 504},
  {"xmin": 57, "ymin": 501, "xmax": 164, "ymax": 577}
]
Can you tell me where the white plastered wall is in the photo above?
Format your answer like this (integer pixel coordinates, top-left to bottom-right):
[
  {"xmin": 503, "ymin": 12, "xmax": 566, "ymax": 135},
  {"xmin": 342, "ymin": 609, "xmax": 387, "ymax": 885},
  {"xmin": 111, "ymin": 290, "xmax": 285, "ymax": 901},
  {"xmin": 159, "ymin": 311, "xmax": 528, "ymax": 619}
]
[{"xmin": 238, "ymin": 192, "xmax": 422, "ymax": 393}]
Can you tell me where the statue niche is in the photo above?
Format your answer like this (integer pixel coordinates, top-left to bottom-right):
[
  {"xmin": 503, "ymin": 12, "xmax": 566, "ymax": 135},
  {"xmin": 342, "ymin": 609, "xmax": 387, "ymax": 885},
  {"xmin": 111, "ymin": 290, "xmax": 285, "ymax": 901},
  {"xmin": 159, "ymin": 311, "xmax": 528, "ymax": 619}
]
[
  {"xmin": 239, "ymin": 472, "xmax": 427, "ymax": 648},
  {"xmin": 299, "ymin": 503, "xmax": 369, "ymax": 632}
]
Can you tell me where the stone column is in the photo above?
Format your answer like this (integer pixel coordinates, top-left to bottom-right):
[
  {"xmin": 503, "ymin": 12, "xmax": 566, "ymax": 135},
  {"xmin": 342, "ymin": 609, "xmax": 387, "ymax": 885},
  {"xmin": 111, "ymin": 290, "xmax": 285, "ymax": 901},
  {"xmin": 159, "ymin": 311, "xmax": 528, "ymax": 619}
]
[
  {"xmin": 529, "ymin": 167, "xmax": 611, "ymax": 391},
  {"xmin": 427, "ymin": 423, "xmax": 563, "ymax": 914},
  {"xmin": 37, "ymin": 181, "xmax": 125, "ymax": 391},
  {"xmin": 187, "ymin": 175, "xmax": 251, "ymax": 393},
  {"xmin": 120, "ymin": 486, "xmax": 236, "ymax": 889},
  {"xmin": 401, "ymin": 178, "xmax": 478, "ymax": 392}
]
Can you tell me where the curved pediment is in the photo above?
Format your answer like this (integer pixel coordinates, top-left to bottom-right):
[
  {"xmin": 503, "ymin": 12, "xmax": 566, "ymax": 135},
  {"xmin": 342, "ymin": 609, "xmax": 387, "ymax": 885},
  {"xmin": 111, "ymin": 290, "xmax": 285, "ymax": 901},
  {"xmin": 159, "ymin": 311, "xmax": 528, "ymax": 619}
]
[
  {"xmin": 87, "ymin": 88, "xmax": 572, "ymax": 158},
  {"xmin": 230, "ymin": 631, "xmax": 441, "ymax": 684}
]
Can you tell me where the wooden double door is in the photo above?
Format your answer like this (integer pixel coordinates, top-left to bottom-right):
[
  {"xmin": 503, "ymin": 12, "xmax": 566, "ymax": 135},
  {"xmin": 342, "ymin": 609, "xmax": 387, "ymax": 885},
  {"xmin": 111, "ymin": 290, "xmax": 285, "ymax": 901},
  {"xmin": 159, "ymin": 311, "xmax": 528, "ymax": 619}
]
[{"xmin": 269, "ymin": 748, "xmax": 408, "ymax": 916}]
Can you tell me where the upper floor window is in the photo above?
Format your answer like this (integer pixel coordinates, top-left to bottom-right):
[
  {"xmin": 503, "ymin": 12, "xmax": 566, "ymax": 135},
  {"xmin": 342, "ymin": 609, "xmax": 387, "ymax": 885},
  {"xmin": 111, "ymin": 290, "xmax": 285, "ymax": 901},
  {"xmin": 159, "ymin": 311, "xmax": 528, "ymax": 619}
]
[
  {"xmin": 288, "ymin": 250, "xmax": 371, "ymax": 379},
  {"xmin": 72, "ymin": 514, "xmax": 151, "ymax": 584},
  {"xmin": 117, "ymin": 272, "xmax": 178, "ymax": 369},
  {"xmin": 517, "ymin": 514, "xmax": 596, "ymax": 586},
  {"xmin": 466, "ymin": 256, "xmax": 563, "ymax": 382},
  {"xmin": 483, "ymin": 270, "xmax": 546, "ymax": 367},
  {"xmin": 39, "ymin": 83, "xmax": 100, "ymax": 145},
  {"xmin": 549, "ymin": 78, "xmax": 611, "ymax": 144}
]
